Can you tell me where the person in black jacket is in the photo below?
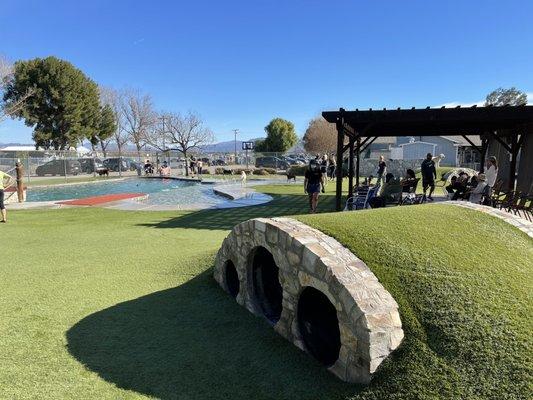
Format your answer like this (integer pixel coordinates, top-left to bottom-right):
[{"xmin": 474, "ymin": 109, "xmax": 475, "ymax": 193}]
[{"xmin": 421, "ymin": 153, "xmax": 437, "ymax": 201}]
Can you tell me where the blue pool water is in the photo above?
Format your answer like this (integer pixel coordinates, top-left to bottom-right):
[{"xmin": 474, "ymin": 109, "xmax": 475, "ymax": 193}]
[{"xmin": 27, "ymin": 178, "xmax": 226, "ymax": 207}]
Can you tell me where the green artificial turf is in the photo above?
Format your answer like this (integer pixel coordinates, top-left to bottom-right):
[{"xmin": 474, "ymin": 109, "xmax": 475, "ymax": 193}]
[
  {"xmin": 298, "ymin": 206, "xmax": 532, "ymax": 399},
  {"xmin": 0, "ymin": 183, "xmax": 531, "ymax": 399}
]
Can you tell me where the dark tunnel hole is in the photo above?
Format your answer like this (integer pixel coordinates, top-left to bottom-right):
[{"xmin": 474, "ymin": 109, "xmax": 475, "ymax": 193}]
[
  {"xmin": 298, "ymin": 286, "xmax": 341, "ymax": 367},
  {"xmin": 224, "ymin": 260, "xmax": 240, "ymax": 298},
  {"xmin": 251, "ymin": 246, "xmax": 283, "ymax": 323}
]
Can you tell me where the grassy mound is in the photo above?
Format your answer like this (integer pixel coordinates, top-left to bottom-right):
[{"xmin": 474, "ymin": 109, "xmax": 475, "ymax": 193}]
[{"xmin": 298, "ymin": 205, "xmax": 532, "ymax": 399}]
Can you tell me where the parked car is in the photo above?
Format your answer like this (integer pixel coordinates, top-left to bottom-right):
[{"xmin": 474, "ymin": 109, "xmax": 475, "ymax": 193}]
[
  {"xmin": 103, "ymin": 158, "xmax": 136, "ymax": 172},
  {"xmin": 255, "ymin": 156, "xmax": 290, "ymax": 170},
  {"xmin": 281, "ymin": 156, "xmax": 305, "ymax": 166},
  {"xmin": 79, "ymin": 158, "xmax": 105, "ymax": 173},
  {"xmin": 212, "ymin": 159, "xmax": 227, "ymax": 166},
  {"xmin": 124, "ymin": 158, "xmax": 141, "ymax": 171},
  {"xmin": 35, "ymin": 159, "xmax": 81, "ymax": 176}
]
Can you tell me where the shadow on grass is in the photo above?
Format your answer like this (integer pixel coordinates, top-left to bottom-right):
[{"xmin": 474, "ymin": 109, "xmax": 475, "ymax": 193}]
[
  {"xmin": 137, "ymin": 193, "xmax": 338, "ymax": 230},
  {"xmin": 66, "ymin": 269, "xmax": 357, "ymax": 400}
]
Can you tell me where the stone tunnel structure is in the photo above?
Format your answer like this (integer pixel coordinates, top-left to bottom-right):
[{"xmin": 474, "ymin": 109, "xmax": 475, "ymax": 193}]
[{"xmin": 214, "ymin": 217, "xmax": 404, "ymax": 384}]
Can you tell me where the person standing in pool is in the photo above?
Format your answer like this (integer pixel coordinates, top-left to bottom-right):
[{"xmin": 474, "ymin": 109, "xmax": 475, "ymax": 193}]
[
  {"xmin": 304, "ymin": 160, "xmax": 325, "ymax": 213},
  {"xmin": 0, "ymin": 170, "xmax": 14, "ymax": 223}
]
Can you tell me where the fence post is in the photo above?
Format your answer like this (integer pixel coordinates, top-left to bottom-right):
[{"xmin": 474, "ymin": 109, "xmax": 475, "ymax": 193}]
[
  {"xmin": 63, "ymin": 155, "xmax": 68, "ymax": 183},
  {"xmin": 26, "ymin": 153, "xmax": 31, "ymax": 184},
  {"xmin": 15, "ymin": 160, "xmax": 24, "ymax": 202}
]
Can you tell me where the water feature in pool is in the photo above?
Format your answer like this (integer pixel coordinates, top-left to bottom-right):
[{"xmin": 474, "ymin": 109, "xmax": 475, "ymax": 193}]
[{"xmin": 27, "ymin": 178, "xmax": 226, "ymax": 207}]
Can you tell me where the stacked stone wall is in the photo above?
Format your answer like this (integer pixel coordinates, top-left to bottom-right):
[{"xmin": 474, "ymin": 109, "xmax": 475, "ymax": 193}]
[{"xmin": 214, "ymin": 217, "xmax": 403, "ymax": 383}]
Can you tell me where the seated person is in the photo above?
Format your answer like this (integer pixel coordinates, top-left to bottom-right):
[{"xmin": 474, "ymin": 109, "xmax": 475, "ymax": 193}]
[
  {"xmin": 158, "ymin": 161, "xmax": 171, "ymax": 176},
  {"xmin": 400, "ymin": 169, "xmax": 417, "ymax": 189},
  {"xmin": 369, "ymin": 173, "xmax": 401, "ymax": 208},
  {"xmin": 469, "ymin": 175, "xmax": 478, "ymax": 189},
  {"xmin": 467, "ymin": 174, "xmax": 488, "ymax": 204},
  {"xmin": 446, "ymin": 176, "xmax": 459, "ymax": 197},
  {"xmin": 362, "ymin": 175, "xmax": 374, "ymax": 186},
  {"xmin": 447, "ymin": 172, "xmax": 469, "ymax": 200},
  {"xmin": 144, "ymin": 159, "xmax": 153, "ymax": 175}
]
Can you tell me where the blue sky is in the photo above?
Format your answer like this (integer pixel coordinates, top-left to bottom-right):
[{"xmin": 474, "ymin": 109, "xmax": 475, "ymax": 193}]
[{"xmin": 1, "ymin": 0, "xmax": 532, "ymax": 143}]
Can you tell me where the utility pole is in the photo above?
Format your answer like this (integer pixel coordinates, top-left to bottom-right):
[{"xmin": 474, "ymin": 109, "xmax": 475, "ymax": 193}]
[
  {"xmin": 233, "ymin": 129, "xmax": 239, "ymax": 166},
  {"xmin": 159, "ymin": 115, "xmax": 167, "ymax": 168}
]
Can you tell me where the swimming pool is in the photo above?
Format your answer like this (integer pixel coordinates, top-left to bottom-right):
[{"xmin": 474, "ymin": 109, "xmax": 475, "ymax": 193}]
[{"xmin": 27, "ymin": 178, "xmax": 228, "ymax": 207}]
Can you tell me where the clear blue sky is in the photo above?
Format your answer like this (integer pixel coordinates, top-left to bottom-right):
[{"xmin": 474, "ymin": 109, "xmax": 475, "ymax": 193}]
[{"xmin": 1, "ymin": 0, "xmax": 532, "ymax": 143}]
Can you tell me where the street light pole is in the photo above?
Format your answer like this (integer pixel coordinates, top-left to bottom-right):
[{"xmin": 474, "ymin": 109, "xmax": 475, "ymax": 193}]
[{"xmin": 233, "ymin": 129, "xmax": 239, "ymax": 166}]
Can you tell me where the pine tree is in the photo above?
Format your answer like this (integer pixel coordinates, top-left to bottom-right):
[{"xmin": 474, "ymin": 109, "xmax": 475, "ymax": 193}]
[{"xmin": 3, "ymin": 56, "xmax": 101, "ymax": 150}]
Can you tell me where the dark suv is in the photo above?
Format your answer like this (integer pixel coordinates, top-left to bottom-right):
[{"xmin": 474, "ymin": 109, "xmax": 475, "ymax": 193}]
[
  {"xmin": 103, "ymin": 158, "xmax": 136, "ymax": 172},
  {"xmin": 255, "ymin": 156, "xmax": 290, "ymax": 170},
  {"xmin": 79, "ymin": 158, "xmax": 105, "ymax": 173},
  {"xmin": 35, "ymin": 160, "xmax": 81, "ymax": 176}
]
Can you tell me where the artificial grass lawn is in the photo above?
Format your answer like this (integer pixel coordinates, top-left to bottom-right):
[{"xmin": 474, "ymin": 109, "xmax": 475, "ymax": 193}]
[
  {"xmin": 298, "ymin": 207, "xmax": 532, "ymax": 399},
  {"xmin": 1, "ymin": 182, "xmax": 531, "ymax": 399}
]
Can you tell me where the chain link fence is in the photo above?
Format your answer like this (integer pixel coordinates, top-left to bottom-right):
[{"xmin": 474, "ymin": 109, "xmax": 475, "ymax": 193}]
[{"xmin": 0, "ymin": 149, "xmax": 320, "ymax": 184}]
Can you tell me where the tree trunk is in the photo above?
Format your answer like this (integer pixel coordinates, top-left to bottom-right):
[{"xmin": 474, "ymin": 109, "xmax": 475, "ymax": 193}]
[
  {"xmin": 183, "ymin": 149, "xmax": 188, "ymax": 176},
  {"xmin": 100, "ymin": 140, "xmax": 107, "ymax": 158}
]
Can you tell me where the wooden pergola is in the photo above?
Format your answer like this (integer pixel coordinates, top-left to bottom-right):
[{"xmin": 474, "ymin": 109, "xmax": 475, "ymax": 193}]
[{"xmin": 322, "ymin": 105, "xmax": 533, "ymax": 211}]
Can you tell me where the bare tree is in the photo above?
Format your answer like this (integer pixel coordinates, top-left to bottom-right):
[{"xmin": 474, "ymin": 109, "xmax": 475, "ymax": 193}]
[
  {"xmin": 144, "ymin": 111, "xmax": 169, "ymax": 151},
  {"xmin": 120, "ymin": 89, "xmax": 156, "ymax": 159},
  {"xmin": 302, "ymin": 116, "xmax": 337, "ymax": 154},
  {"xmin": 164, "ymin": 111, "xmax": 214, "ymax": 175},
  {"xmin": 0, "ymin": 55, "xmax": 34, "ymax": 124},
  {"xmin": 99, "ymin": 86, "xmax": 128, "ymax": 156}
]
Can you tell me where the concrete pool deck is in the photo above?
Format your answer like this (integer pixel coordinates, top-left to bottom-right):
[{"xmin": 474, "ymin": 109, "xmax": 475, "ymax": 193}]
[{"xmin": 102, "ymin": 184, "xmax": 272, "ymax": 211}]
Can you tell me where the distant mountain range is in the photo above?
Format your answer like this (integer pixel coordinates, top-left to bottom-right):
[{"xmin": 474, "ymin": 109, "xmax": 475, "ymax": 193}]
[
  {"xmin": 0, "ymin": 137, "xmax": 308, "ymax": 154},
  {"xmin": 200, "ymin": 138, "xmax": 263, "ymax": 153}
]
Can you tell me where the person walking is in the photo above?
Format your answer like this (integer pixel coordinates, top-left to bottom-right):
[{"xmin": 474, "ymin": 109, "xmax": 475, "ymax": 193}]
[
  {"xmin": 197, "ymin": 159, "xmax": 203, "ymax": 177},
  {"xmin": 304, "ymin": 160, "xmax": 325, "ymax": 213},
  {"xmin": 0, "ymin": 170, "xmax": 14, "ymax": 223},
  {"xmin": 320, "ymin": 154, "xmax": 328, "ymax": 186},
  {"xmin": 327, "ymin": 155, "xmax": 336, "ymax": 181},
  {"xmin": 189, "ymin": 157, "xmax": 196, "ymax": 177},
  {"xmin": 421, "ymin": 152, "xmax": 437, "ymax": 201},
  {"xmin": 376, "ymin": 155, "xmax": 387, "ymax": 186}
]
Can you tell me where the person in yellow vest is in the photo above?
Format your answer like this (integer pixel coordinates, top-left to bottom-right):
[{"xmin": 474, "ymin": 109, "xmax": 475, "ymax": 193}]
[{"xmin": 0, "ymin": 170, "xmax": 14, "ymax": 223}]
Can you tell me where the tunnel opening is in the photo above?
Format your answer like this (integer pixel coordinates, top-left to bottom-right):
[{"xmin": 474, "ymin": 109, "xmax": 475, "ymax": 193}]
[
  {"xmin": 224, "ymin": 260, "xmax": 240, "ymax": 298},
  {"xmin": 251, "ymin": 246, "xmax": 283, "ymax": 323},
  {"xmin": 298, "ymin": 286, "xmax": 341, "ymax": 367}
]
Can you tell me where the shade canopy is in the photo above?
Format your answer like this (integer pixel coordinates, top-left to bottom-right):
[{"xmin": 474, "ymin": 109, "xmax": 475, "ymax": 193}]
[{"xmin": 322, "ymin": 105, "xmax": 533, "ymax": 211}]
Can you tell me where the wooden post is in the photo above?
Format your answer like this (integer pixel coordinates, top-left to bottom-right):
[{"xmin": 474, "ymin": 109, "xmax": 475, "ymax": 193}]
[
  {"xmin": 508, "ymin": 133, "xmax": 519, "ymax": 191},
  {"xmin": 347, "ymin": 137, "xmax": 354, "ymax": 209},
  {"xmin": 15, "ymin": 160, "xmax": 24, "ymax": 203},
  {"xmin": 479, "ymin": 135, "xmax": 487, "ymax": 173},
  {"xmin": 355, "ymin": 136, "xmax": 361, "ymax": 187},
  {"xmin": 335, "ymin": 115, "xmax": 345, "ymax": 211},
  {"xmin": 517, "ymin": 124, "xmax": 533, "ymax": 192}
]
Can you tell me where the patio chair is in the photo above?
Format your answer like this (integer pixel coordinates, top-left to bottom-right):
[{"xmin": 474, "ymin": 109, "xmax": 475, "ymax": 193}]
[
  {"xmin": 511, "ymin": 193, "xmax": 533, "ymax": 221},
  {"xmin": 344, "ymin": 184, "xmax": 380, "ymax": 211},
  {"xmin": 399, "ymin": 178, "xmax": 420, "ymax": 205},
  {"xmin": 494, "ymin": 191, "xmax": 521, "ymax": 212}
]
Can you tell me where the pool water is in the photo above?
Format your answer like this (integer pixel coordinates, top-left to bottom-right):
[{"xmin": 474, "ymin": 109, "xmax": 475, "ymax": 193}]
[{"xmin": 27, "ymin": 178, "xmax": 227, "ymax": 207}]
